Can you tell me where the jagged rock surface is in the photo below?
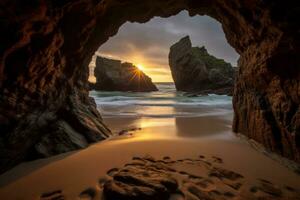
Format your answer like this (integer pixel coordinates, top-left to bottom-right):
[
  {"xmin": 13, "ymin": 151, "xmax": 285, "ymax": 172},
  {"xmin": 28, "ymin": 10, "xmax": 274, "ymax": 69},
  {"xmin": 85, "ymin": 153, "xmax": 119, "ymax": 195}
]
[
  {"xmin": 169, "ymin": 36, "xmax": 235, "ymax": 95},
  {"xmin": 93, "ymin": 57, "xmax": 158, "ymax": 92},
  {"xmin": 0, "ymin": 0, "xmax": 299, "ymax": 173}
]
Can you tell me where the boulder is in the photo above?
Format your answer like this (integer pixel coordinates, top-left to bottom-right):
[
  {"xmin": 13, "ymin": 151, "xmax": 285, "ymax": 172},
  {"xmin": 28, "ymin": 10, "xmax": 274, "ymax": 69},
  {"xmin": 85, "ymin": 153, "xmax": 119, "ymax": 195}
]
[
  {"xmin": 169, "ymin": 36, "xmax": 236, "ymax": 95},
  {"xmin": 93, "ymin": 56, "xmax": 158, "ymax": 92}
]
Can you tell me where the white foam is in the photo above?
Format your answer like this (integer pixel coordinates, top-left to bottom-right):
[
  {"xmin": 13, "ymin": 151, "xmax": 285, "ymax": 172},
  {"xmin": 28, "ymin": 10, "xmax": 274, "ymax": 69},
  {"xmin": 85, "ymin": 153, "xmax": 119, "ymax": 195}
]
[{"xmin": 90, "ymin": 83, "xmax": 233, "ymax": 117}]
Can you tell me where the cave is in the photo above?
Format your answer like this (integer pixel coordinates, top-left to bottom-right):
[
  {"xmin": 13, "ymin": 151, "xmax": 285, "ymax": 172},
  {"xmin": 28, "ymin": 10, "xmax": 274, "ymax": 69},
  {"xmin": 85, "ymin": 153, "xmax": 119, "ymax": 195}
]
[{"xmin": 0, "ymin": 0, "xmax": 299, "ymax": 174}]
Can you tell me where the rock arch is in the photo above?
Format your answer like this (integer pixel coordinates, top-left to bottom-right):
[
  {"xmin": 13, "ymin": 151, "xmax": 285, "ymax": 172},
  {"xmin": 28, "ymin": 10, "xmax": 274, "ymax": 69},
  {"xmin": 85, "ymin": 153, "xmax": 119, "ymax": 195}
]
[{"xmin": 0, "ymin": 0, "xmax": 299, "ymax": 172}]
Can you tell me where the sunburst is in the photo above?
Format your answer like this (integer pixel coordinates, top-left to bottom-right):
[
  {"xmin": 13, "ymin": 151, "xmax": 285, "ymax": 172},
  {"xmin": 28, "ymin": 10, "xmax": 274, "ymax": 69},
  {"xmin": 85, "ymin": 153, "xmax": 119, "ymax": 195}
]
[{"xmin": 136, "ymin": 64, "xmax": 144, "ymax": 71}]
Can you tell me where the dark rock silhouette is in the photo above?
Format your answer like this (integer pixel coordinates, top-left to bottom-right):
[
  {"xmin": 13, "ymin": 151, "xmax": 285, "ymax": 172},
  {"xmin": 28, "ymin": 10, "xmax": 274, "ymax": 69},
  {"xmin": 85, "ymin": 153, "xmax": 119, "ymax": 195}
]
[
  {"xmin": 0, "ymin": 0, "xmax": 299, "ymax": 172},
  {"xmin": 169, "ymin": 36, "xmax": 236, "ymax": 95},
  {"xmin": 88, "ymin": 81, "xmax": 96, "ymax": 90},
  {"xmin": 93, "ymin": 56, "xmax": 158, "ymax": 92}
]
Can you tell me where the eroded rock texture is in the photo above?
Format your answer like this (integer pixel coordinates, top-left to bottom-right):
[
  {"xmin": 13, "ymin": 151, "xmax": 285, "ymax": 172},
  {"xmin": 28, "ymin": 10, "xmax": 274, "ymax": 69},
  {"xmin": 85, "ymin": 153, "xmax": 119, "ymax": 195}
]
[
  {"xmin": 0, "ymin": 0, "xmax": 299, "ymax": 172},
  {"xmin": 169, "ymin": 36, "xmax": 235, "ymax": 95},
  {"xmin": 93, "ymin": 56, "xmax": 158, "ymax": 92}
]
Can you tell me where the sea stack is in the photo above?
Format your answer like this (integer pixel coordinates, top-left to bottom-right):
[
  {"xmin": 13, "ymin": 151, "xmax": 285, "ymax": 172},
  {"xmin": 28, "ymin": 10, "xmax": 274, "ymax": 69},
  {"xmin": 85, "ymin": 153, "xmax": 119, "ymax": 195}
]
[
  {"xmin": 169, "ymin": 36, "xmax": 236, "ymax": 95},
  {"xmin": 93, "ymin": 56, "xmax": 158, "ymax": 92}
]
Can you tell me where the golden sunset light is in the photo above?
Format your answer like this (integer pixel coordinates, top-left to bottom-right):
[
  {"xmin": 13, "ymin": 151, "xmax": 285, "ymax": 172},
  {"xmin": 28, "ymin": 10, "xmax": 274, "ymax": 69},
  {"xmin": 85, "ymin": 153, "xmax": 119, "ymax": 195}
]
[
  {"xmin": 136, "ymin": 64, "xmax": 145, "ymax": 71},
  {"xmin": 2, "ymin": 3, "xmax": 298, "ymax": 200},
  {"xmin": 141, "ymin": 66, "xmax": 173, "ymax": 82},
  {"xmin": 134, "ymin": 62, "xmax": 173, "ymax": 82},
  {"xmin": 93, "ymin": 52, "xmax": 174, "ymax": 82}
]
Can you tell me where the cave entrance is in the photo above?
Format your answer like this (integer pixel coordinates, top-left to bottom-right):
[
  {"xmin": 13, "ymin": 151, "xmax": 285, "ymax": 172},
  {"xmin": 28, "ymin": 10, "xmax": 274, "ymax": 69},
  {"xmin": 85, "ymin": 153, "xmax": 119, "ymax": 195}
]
[
  {"xmin": 1, "ymin": 0, "xmax": 298, "ymax": 174},
  {"xmin": 88, "ymin": 11, "xmax": 238, "ymax": 138}
]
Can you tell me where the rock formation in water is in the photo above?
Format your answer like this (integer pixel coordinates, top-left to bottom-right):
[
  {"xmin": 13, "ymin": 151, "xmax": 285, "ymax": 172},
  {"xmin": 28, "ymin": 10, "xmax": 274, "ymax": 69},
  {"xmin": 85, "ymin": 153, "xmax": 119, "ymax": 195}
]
[
  {"xmin": 0, "ymin": 0, "xmax": 299, "ymax": 173},
  {"xmin": 169, "ymin": 36, "xmax": 236, "ymax": 95},
  {"xmin": 93, "ymin": 56, "xmax": 158, "ymax": 92}
]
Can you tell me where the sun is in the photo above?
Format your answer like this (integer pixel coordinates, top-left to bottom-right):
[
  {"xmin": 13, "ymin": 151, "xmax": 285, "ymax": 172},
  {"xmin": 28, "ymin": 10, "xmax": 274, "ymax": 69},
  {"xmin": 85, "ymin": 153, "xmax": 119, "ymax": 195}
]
[{"xmin": 136, "ymin": 64, "xmax": 145, "ymax": 71}]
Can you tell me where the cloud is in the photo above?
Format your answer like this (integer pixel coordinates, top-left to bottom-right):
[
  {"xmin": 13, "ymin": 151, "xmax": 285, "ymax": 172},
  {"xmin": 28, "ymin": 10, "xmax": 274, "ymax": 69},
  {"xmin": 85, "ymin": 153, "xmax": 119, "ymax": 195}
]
[{"xmin": 95, "ymin": 11, "xmax": 239, "ymax": 82}]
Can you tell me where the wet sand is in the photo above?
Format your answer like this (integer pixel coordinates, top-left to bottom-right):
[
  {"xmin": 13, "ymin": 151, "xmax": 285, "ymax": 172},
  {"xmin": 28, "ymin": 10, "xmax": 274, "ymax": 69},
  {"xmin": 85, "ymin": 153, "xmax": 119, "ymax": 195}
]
[{"xmin": 0, "ymin": 111, "xmax": 299, "ymax": 199}]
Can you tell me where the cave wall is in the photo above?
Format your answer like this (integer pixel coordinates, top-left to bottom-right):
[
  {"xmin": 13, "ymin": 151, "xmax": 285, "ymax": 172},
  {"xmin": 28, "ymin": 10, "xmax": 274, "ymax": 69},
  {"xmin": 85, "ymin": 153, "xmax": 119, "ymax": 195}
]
[{"xmin": 0, "ymin": 0, "xmax": 299, "ymax": 172}]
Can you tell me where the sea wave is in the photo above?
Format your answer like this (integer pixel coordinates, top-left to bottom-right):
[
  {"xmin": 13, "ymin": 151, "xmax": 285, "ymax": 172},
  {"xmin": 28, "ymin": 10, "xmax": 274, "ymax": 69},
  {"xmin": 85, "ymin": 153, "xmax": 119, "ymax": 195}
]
[{"xmin": 89, "ymin": 83, "xmax": 233, "ymax": 117}]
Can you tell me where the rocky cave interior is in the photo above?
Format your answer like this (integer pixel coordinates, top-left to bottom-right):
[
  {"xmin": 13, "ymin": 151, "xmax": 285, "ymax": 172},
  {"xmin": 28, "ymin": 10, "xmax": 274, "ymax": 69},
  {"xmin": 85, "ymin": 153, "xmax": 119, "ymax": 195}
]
[{"xmin": 0, "ymin": 0, "xmax": 299, "ymax": 174}]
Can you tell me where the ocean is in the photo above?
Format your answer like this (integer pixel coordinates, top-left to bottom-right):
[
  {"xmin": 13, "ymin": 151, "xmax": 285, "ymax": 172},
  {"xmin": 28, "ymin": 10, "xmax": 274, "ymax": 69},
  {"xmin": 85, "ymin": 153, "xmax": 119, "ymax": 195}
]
[{"xmin": 89, "ymin": 82, "xmax": 233, "ymax": 118}]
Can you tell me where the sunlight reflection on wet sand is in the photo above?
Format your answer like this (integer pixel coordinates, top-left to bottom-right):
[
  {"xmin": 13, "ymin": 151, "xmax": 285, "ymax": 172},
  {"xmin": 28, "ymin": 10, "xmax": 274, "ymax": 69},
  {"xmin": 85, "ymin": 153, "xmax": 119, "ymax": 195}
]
[{"xmin": 0, "ymin": 113, "xmax": 299, "ymax": 199}]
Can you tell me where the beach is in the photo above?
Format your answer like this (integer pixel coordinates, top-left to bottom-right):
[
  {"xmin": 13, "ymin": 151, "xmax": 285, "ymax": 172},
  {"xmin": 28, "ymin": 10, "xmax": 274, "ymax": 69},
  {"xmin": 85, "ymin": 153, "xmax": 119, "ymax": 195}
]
[{"xmin": 0, "ymin": 83, "xmax": 299, "ymax": 199}]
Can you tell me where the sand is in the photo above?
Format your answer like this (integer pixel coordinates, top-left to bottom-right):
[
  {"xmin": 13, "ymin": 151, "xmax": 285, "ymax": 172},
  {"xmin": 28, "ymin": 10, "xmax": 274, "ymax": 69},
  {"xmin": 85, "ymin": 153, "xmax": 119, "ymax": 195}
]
[{"xmin": 0, "ymin": 111, "xmax": 299, "ymax": 199}]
